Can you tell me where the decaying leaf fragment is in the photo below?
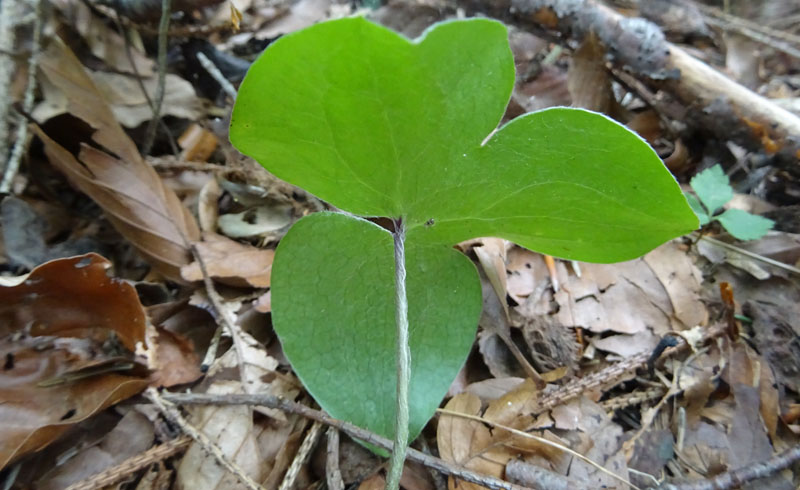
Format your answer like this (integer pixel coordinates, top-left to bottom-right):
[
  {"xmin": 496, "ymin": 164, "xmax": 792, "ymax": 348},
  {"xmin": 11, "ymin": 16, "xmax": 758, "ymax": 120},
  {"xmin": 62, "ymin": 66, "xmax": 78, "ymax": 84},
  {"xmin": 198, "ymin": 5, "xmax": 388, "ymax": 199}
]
[
  {"xmin": 32, "ymin": 37, "xmax": 199, "ymax": 282},
  {"xmin": 0, "ymin": 254, "xmax": 151, "ymax": 470}
]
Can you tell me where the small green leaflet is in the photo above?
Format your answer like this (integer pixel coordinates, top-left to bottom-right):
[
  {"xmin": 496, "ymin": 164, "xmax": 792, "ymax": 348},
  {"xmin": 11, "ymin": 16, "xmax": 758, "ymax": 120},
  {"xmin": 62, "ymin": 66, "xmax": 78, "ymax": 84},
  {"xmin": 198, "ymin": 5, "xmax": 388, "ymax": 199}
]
[
  {"xmin": 230, "ymin": 17, "xmax": 698, "ymax": 448},
  {"xmin": 687, "ymin": 164, "xmax": 773, "ymax": 240}
]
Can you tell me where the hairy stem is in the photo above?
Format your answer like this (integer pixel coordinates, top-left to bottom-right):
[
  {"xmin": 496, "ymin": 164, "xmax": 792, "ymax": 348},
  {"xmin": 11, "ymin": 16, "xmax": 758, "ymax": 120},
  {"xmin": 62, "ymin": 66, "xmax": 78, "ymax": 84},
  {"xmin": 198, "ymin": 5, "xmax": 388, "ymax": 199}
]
[{"xmin": 386, "ymin": 219, "xmax": 410, "ymax": 490}]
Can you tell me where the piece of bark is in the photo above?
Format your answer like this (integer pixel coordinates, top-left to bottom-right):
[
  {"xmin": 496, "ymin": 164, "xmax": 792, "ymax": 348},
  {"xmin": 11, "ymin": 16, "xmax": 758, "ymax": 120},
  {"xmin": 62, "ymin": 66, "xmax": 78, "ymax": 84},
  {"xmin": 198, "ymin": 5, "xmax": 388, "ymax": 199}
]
[{"xmin": 453, "ymin": 0, "xmax": 800, "ymax": 160}]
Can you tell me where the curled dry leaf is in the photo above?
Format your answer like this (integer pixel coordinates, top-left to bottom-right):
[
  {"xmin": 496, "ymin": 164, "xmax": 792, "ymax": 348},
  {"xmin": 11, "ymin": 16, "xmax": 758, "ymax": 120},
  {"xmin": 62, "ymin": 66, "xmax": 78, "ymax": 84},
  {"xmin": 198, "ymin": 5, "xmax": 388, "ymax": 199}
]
[
  {"xmin": 181, "ymin": 232, "xmax": 274, "ymax": 288},
  {"xmin": 0, "ymin": 254, "xmax": 151, "ymax": 470},
  {"xmin": 32, "ymin": 37, "xmax": 199, "ymax": 282}
]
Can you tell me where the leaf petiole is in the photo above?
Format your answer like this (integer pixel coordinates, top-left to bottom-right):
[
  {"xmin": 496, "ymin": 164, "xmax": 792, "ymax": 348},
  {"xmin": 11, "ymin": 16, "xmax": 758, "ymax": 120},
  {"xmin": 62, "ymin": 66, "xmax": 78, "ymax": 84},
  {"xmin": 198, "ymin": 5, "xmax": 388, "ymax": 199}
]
[{"xmin": 387, "ymin": 218, "xmax": 410, "ymax": 490}]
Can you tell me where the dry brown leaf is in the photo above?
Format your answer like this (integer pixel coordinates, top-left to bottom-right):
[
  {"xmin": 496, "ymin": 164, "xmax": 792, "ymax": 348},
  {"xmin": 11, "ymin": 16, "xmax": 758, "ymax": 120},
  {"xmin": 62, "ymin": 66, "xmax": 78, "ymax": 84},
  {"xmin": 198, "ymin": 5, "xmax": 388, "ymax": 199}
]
[
  {"xmin": 643, "ymin": 243, "xmax": 708, "ymax": 328},
  {"xmin": 32, "ymin": 37, "xmax": 199, "ymax": 281},
  {"xmin": 0, "ymin": 253, "xmax": 146, "ymax": 350},
  {"xmin": 179, "ymin": 124, "xmax": 219, "ymax": 162},
  {"xmin": 0, "ymin": 254, "xmax": 152, "ymax": 470},
  {"xmin": 181, "ymin": 232, "xmax": 274, "ymax": 288},
  {"xmin": 437, "ymin": 393, "xmax": 514, "ymax": 490},
  {"xmin": 149, "ymin": 327, "xmax": 203, "ymax": 387},
  {"xmin": 568, "ymin": 32, "xmax": 614, "ymax": 114},
  {"xmin": 35, "ymin": 411, "xmax": 154, "ymax": 490}
]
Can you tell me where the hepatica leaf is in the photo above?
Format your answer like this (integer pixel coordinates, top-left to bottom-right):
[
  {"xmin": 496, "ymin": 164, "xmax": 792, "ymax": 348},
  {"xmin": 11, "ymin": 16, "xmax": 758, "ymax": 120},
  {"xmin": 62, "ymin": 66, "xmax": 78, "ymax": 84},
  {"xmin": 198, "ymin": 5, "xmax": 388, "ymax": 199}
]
[{"xmin": 230, "ymin": 17, "xmax": 697, "ymax": 445}]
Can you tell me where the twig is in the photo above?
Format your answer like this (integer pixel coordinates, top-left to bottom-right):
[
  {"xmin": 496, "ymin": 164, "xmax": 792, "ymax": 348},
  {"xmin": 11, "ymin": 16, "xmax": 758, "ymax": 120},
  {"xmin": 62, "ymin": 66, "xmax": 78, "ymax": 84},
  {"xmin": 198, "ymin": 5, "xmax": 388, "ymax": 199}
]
[
  {"xmin": 141, "ymin": 0, "xmax": 171, "ymax": 155},
  {"xmin": 0, "ymin": 0, "xmax": 23, "ymax": 177},
  {"xmin": 387, "ymin": 219, "xmax": 410, "ymax": 490},
  {"xmin": 145, "ymin": 388, "xmax": 266, "ymax": 490},
  {"xmin": 436, "ymin": 408, "xmax": 640, "ymax": 490},
  {"xmin": 696, "ymin": 4, "xmax": 800, "ymax": 58},
  {"xmin": 161, "ymin": 391, "xmax": 533, "ymax": 490},
  {"xmin": 196, "ymin": 51, "xmax": 237, "ymax": 99},
  {"xmin": 189, "ymin": 243, "xmax": 249, "ymax": 385},
  {"xmin": 326, "ymin": 428, "xmax": 345, "ymax": 490},
  {"xmin": 111, "ymin": 10, "xmax": 179, "ymax": 155},
  {"xmin": 532, "ymin": 323, "xmax": 727, "ymax": 416},
  {"xmin": 697, "ymin": 234, "xmax": 800, "ymax": 276},
  {"xmin": 0, "ymin": 0, "xmax": 43, "ymax": 193},
  {"xmin": 659, "ymin": 444, "xmax": 800, "ymax": 490},
  {"xmin": 279, "ymin": 421, "xmax": 324, "ymax": 490},
  {"xmin": 63, "ymin": 436, "xmax": 191, "ymax": 490}
]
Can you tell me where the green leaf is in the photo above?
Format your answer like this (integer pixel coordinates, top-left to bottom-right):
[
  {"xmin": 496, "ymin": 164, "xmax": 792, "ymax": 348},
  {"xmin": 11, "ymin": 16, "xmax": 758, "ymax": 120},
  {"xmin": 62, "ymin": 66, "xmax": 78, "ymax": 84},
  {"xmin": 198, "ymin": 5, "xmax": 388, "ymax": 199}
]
[
  {"xmin": 717, "ymin": 208, "xmax": 774, "ymax": 240},
  {"xmin": 232, "ymin": 17, "xmax": 697, "ymax": 263},
  {"xmin": 271, "ymin": 212, "xmax": 481, "ymax": 447},
  {"xmin": 685, "ymin": 192, "xmax": 710, "ymax": 225},
  {"xmin": 690, "ymin": 164, "xmax": 734, "ymax": 215},
  {"xmin": 230, "ymin": 17, "xmax": 699, "ymax": 447}
]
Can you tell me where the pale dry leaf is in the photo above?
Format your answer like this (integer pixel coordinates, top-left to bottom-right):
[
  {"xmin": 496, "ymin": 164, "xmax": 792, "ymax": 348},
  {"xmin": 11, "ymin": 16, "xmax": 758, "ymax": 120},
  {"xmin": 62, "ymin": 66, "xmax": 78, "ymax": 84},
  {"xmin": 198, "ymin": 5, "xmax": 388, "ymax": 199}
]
[
  {"xmin": 32, "ymin": 38, "xmax": 200, "ymax": 281},
  {"xmin": 198, "ymin": 178, "xmax": 223, "ymax": 233},
  {"xmin": 437, "ymin": 393, "xmax": 515, "ymax": 490},
  {"xmin": 36, "ymin": 411, "xmax": 154, "ymax": 490},
  {"xmin": 474, "ymin": 238, "xmax": 510, "ymax": 319},
  {"xmin": 51, "ymin": 0, "xmax": 154, "ymax": 75},
  {"xmin": 217, "ymin": 203, "xmax": 293, "ymax": 238},
  {"xmin": 90, "ymin": 72, "xmax": 207, "ymax": 128},
  {"xmin": 181, "ymin": 232, "xmax": 274, "ymax": 288},
  {"xmin": 643, "ymin": 242, "xmax": 707, "ymax": 329}
]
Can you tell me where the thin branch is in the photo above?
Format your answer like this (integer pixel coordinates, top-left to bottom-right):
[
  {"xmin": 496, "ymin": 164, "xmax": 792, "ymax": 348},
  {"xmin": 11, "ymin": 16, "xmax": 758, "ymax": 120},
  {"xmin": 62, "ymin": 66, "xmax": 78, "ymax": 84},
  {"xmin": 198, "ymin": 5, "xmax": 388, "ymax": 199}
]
[
  {"xmin": 387, "ymin": 219, "xmax": 410, "ymax": 490},
  {"xmin": 278, "ymin": 421, "xmax": 324, "ymax": 490},
  {"xmin": 145, "ymin": 388, "xmax": 266, "ymax": 490},
  {"xmin": 0, "ymin": 0, "xmax": 23, "ymax": 177},
  {"xmin": 63, "ymin": 436, "xmax": 191, "ymax": 490},
  {"xmin": 1, "ymin": 0, "xmax": 43, "ymax": 193},
  {"xmin": 141, "ymin": 0, "xmax": 171, "ymax": 155},
  {"xmin": 196, "ymin": 51, "xmax": 237, "ymax": 99},
  {"xmin": 160, "ymin": 391, "xmax": 533, "ymax": 490},
  {"xmin": 326, "ymin": 428, "xmax": 345, "ymax": 490}
]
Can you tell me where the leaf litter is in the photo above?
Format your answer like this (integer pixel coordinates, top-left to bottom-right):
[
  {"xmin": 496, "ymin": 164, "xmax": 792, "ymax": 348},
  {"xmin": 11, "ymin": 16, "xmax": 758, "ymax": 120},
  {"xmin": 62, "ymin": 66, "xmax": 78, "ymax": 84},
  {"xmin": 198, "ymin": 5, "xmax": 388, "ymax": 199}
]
[{"xmin": 2, "ymin": 0, "xmax": 800, "ymax": 489}]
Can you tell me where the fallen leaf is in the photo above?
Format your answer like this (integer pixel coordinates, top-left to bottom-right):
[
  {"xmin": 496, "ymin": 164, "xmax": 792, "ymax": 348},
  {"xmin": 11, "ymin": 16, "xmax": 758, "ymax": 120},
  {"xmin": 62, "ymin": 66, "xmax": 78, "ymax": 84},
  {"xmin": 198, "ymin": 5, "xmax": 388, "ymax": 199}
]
[
  {"xmin": 149, "ymin": 327, "xmax": 203, "ymax": 387},
  {"xmin": 568, "ymin": 32, "xmax": 615, "ymax": 114},
  {"xmin": 437, "ymin": 393, "xmax": 513, "ymax": 490},
  {"xmin": 32, "ymin": 37, "xmax": 200, "ymax": 281},
  {"xmin": 35, "ymin": 411, "xmax": 154, "ymax": 490},
  {"xmin": 217, "ymin": 203, "xmax": 293, "ymax": 238},
  {"xmin": 0, "ymin": 254, "xmax": 152, "ymax": 469},
  {"xmin": 179, "ymin": 124, "xmax": 219, "ymax": 162},
  {"xmin": 181, "ymin": 232, "xmax": 274, "ymax": 288}
]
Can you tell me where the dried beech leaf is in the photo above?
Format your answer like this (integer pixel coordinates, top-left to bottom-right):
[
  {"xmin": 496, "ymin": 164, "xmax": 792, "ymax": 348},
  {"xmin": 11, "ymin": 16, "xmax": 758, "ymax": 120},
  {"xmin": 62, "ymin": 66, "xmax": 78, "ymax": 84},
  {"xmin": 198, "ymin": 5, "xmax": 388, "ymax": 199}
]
[
  {"xmin": 0, "ymin": 254, "xmax": 153, "ymax": 469},
  {"xmin": 33, "ymin": 37, "xmax": 199, "ymax": 281}
]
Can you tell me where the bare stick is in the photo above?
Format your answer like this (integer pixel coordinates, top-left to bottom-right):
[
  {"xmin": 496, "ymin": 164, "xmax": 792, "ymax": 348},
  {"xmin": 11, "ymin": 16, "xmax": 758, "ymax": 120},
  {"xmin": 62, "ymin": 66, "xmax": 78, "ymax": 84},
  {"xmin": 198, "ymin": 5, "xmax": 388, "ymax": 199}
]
[
  {"xmin": 196, "ymin": 51, "xmax": 237, "ymax": 99},
  {"xmin": 0, "ymin": 0, "xmax": 42, "ymax": 193},
  {"xmin": 452, "ymin": 0, "xmax": 800, "ymax": 156},
  {"xmin": 141, "ymin": 0, "xmax": 171, "ymax": 155},
  {"xmin": 278, "ymin": 421, "xmax": 324, "ymax": 490},
  {"xmin": 0, "ymin": 0, "xmax": 22, "ymax": 175},
  {"xmin": 64, "ymin": 436, "xmax": 190, "ymax": 490},
  {"xmin": 386, "ymin": 219, "xmax": 410, "ymax": 490},
  {"xmin": 161, "ymin": 391, "xmax": 532, "ymax": 490},
  {"xmin": 326, "ymin": 428, "xmax": 345, "ymax": 490},
  {"xmin": 145, "ymin": 388, "xmax": 266, "ymax": 490}
]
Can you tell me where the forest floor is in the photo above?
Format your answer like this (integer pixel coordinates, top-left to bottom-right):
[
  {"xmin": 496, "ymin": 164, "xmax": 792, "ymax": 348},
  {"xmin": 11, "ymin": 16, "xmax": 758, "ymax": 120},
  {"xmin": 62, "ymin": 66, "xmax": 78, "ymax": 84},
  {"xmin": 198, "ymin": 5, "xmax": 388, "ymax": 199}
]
[{"xmin": 1, "ymin": 0, "xmax": 800, "ymax": 489}]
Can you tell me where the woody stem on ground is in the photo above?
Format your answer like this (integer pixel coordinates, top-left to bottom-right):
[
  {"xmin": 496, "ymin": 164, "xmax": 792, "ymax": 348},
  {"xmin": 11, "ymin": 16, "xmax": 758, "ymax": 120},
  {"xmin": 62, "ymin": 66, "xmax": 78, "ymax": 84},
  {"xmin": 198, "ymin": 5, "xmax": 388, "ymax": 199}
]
[{"xmin": 386, "ymin": 219, "xmax": 410, "ymax": 490}]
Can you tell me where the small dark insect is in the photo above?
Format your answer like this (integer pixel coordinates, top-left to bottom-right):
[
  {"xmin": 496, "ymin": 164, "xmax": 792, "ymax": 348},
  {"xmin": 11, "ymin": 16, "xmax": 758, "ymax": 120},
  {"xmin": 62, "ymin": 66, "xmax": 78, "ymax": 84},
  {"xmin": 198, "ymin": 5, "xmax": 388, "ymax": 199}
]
[{"xmin": 425, "ymin": 218, "xmax": 435, "ymax": 227}]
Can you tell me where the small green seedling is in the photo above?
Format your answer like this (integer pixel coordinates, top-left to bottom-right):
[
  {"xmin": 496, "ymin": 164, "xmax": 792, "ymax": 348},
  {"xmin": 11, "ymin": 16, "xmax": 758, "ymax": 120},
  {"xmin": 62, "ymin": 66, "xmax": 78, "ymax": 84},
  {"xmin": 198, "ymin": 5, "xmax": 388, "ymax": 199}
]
[
  {"xmin": 230, "ymin": 16, "xmax": 697, "ymax": 487},
  {"xmin": 685, "ymin": 164, "xmax": 773, "ymax": 240}
]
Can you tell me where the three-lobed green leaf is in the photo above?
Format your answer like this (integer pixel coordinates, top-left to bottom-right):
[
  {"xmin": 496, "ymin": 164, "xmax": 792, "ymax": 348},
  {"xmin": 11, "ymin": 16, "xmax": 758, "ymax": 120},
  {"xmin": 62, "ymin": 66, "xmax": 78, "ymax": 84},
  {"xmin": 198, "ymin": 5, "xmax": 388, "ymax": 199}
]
[
  {"xmin": 687, "ymin": 164, "xmax": 774, "ymax": 240},
  {"xmin": 231, "ymin": 17, "xmax": 698, "ymax": 447}
]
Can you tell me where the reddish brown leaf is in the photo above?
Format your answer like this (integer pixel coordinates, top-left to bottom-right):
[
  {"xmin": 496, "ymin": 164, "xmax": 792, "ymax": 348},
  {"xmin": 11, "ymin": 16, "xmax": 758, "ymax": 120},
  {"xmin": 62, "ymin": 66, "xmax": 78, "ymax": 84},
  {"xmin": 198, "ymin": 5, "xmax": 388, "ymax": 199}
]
[
  {"xmin": 0, "ymin": 254, "xmax": 152, "ymax": 469},
  {"xmin": 181, "ymin": 232, "xmax": 274, "ymax": 288}
]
